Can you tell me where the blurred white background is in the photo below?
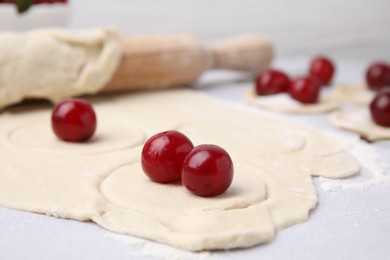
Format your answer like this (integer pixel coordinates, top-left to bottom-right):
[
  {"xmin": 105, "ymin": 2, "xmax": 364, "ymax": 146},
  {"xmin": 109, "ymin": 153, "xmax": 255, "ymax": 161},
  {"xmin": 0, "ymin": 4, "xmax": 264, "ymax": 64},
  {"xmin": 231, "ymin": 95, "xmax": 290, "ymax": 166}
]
[{"xmin": 1, "ymin": 0, "xmax": 389, "ymax": 59}]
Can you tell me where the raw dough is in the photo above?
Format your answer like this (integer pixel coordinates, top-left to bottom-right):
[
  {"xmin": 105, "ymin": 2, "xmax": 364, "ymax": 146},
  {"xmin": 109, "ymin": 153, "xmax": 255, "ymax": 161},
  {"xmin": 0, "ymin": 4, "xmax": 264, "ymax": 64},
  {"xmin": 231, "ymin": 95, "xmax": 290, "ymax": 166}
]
[
  {"xmin": 0, "ymin": 28, "xmax": 122, "ymax": 109},
  {"xmin": 330, "ymin": 108, "xmax": 390, "ymax": 141},
  {"xmin": 331, "ymin": 84, "xmax": 375, "ymax": 105},
  {"xmin": 245, "ymin": 88, "xmax": 340, "ymax": 114},
  {"xmin": 0, "ymin": 90, "xmax": 358, "ymax": 251}
]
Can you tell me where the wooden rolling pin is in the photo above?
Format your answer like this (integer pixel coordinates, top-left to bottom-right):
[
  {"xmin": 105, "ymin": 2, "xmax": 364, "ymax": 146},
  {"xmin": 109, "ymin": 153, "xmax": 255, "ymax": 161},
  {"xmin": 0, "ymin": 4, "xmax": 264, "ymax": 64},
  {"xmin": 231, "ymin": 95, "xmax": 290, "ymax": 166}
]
[{"xmin": 103, "ymin": 34, "xmax": 273, "ymax": 92}]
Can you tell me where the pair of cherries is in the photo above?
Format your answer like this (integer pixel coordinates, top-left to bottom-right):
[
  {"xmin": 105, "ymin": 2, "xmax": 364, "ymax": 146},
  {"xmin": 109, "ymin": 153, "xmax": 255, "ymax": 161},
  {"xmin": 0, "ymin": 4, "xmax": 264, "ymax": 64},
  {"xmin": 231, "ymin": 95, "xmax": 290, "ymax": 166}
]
[
  {"xmin": 51, "ymin": 99, "xmax": 233, "ymax": 197},
  {"xmin": 255, "ymin": 56, "xmax": 335, "ymax": 104},
  {"xmin": 366, "ymin": 62, "xmax": 390, "ymax": 127},
  {"xmin": 368, "ymin": 62, "xmax": 390, "ymax": 127},
  {"xmin": 141, "ymin": 131, "xmax": 234, "ymax": 197}
]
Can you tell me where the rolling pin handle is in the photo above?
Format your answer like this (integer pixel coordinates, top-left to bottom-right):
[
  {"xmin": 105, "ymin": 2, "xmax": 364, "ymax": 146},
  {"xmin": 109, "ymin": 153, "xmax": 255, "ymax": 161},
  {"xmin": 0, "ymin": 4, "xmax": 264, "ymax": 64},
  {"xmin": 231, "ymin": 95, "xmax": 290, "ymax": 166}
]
[{"xmin": 209, "ymin": 34, "xmax": 273, "ymax": 73}]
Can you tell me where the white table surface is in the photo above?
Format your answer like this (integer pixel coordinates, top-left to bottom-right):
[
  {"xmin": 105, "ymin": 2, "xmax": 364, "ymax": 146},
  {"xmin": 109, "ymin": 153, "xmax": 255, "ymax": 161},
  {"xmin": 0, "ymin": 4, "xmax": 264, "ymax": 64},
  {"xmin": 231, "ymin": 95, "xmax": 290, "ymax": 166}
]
[
  {"xmin": 2, "ymin": 0, "xmax": 390, "ymax": 59},
  {"xmin": 0, "ymin": 59, "xmax": 389, "ymax": 260}
]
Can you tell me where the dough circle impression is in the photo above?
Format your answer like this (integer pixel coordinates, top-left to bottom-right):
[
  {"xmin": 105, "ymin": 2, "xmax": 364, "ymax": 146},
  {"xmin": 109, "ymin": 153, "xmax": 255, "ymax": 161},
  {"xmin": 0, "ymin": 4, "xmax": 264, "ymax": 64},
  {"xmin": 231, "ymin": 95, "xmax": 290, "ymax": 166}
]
[
  {"xmin": 245, "ymin": 88, "xmax": 340, "ymax": 114},
  {"xmin": 330, "ymin": 108, "xmax": 390, "ymax": 141},
  {"xmin": 0, "ymin": 90, "xmax": 359, "ymax": 251},
  {"xmin": 8, "ymin": 118, "xmax": 146, "ymax": 155},
  {"xmin": 331, "ymin": 84, "xmax": 374, "ymax": 105}
]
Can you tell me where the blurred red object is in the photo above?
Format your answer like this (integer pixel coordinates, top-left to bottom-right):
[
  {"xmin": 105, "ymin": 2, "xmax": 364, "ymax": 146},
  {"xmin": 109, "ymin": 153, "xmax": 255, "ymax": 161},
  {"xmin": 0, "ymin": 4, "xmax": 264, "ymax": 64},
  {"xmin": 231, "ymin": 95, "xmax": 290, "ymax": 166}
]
[
  {"xmin": 0, "ymin": 0, "xmax": 68, "ymax": 3},
  {"xmin": 0, "ymin": 0, "xmax": 68, "ymax": 13}
]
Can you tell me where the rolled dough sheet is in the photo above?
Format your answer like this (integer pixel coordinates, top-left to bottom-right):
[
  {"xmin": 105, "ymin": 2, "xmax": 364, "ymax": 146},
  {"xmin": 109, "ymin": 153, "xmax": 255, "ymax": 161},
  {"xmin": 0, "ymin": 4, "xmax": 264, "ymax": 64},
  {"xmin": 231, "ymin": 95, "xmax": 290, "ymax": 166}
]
[
  {"xmin": 245, "ymin": 88, "xmax": 340, "ymax": 114},
  {"xmin": 0, "ymin": 89, "xmax": 359, "ymax": 251},
  {"xmin": 331, "ymin": 84, "xmax": 375, "ymax": 106},
  {"xmin": 330, "ymin": 108, "xmax": 390, "ymax": 141},
  {"xmin": 0, "ymin": 28, "xmax": 122, "ymax": 109}
]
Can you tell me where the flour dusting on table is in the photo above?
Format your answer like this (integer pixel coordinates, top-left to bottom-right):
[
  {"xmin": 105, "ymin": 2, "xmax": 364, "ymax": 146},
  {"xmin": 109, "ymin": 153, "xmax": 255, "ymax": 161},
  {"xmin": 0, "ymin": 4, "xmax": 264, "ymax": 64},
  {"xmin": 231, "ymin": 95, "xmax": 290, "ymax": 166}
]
[
  {"xmin": 105, "ymin": 233, "xmax": 224, "ymax": 260},
  {"xmin": 319, "ymin": 134, "xmax": 390, "ymax": 191}
]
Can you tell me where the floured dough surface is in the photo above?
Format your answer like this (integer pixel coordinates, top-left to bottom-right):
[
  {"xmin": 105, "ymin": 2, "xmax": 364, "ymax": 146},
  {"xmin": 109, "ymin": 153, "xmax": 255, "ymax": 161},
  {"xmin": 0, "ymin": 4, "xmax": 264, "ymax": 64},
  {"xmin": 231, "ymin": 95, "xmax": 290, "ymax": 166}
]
[
  {"xmin": 330, "ymin": 108, "xmax": 390, "ymax": 141},
  {"xmin": 0, "ymin": 90, "xmax": 358, "ymax": 251},
  {"xmin": 332, "ymin": 84, "xmax": 375, "ymax": 105},
  {"xmin": 245, "ymin": 88, "xmax": 340, "ymax": 114},
  {"xmin": 0, "ymin": 28, "xmax": 122, "ymax": 109}
]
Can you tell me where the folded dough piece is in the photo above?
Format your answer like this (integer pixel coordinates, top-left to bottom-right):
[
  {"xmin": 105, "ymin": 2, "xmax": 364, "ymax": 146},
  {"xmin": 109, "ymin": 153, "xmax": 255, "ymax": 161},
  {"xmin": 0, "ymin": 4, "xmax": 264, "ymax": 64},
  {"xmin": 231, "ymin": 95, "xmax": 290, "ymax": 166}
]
[{"xmin": 0, "ymin": 28, "xmax": 122, "ymax": 109}]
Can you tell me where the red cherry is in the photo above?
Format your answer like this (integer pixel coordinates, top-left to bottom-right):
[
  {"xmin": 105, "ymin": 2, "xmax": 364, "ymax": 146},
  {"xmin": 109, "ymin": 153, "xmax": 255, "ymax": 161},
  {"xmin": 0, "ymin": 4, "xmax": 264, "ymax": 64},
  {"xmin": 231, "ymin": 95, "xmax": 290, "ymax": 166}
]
[
  {"xmin": 366, "ymin": 62, "xmax": 390, "ymax": 90},
  {"xmin": 182, "ymin": 144, "xmax": 233, "ymax": 197},
  {"xmin": 141, "ymin": 131, "xmax": 194, "ymax": 183},
  {"xmin": 370, "ymin": 88, "xmax": 390, "ymax": 127},
  {"xmin": 288, "ymin": 76, "xmax": 321, "ymax": 104},
  {"xmin": 51, "ymin": 98, "xmax": 97, "ymax": 142},
  {"xmin": 29, "ymin": 0, "xmax": 68, "ymax": 3},
  {"xmin": 255, "ymin": 69, "xmax": 290, "ymax": 95},
  {"xmin": 309, "ymin": 56, "xmax": 335, "ymax": 86},
  {"xmin": 31, "ymin": 0, "xmax": 68, "ymax": 4},
  {"xmin": 5, "ymin": 0, "xmax": 67, "ymax": 4}
]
